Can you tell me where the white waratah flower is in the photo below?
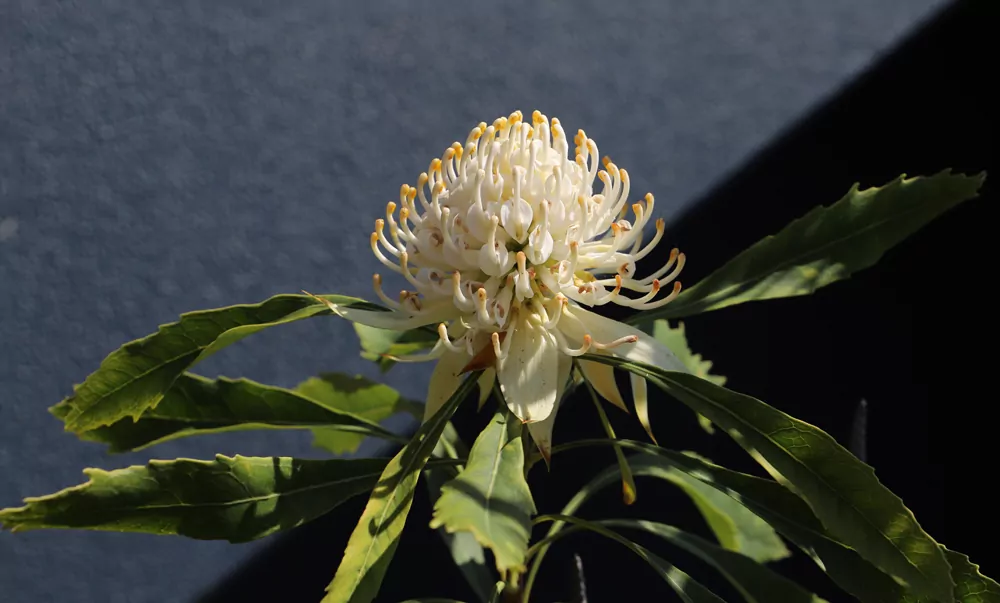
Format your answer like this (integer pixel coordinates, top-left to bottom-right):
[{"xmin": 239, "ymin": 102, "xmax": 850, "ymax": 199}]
[{"xmin": 331, "ymin": 110, "xmax": 688, "ymax": 459}]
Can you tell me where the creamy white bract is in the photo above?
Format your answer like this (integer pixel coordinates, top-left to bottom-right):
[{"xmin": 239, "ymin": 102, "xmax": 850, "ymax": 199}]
[{"xmin": 333, "ymin": 111, "xmax": 687, "ymax": 458}]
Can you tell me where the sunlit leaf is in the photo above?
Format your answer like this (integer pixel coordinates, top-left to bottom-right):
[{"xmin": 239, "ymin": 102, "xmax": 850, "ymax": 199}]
[
  {"xmin": 323, "ymin": 373, "xmax": 480, "ymax": 603},
  {"xmin": 353, "ymin": 324, "xmax": 437, "ymax": 372},
  {"xmin": 634, "ymin": 171, "xmax": 985, "ymax": 321},
  {"xmin": 0, "ymin": 455, "xmax": 395, "ymax": 542},
  {"xmin": 51, "ymin": 294, "xmax": 378, "ymax": 433},
  {"xmin": 296, "ymin": 373, "xmax": 421, "ymax": 455},
  {"xmin": 77, "ymin": 373, "xmax": 396, "ymax": 453},
  {"xmin": 425, "ymin": 422, "xmax": 495, "ymax": 603},
  {"xmin": 431, "ymin": 410, "xmax": 536, "ymax": 572}
]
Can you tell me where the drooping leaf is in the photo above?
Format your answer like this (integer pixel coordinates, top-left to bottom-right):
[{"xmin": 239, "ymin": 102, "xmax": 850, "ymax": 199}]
[
  {"xmin": 425, "ymin": 422, "xmax": 495, "ymax": 603},
  {"xmin": 605, "ymin": 519, "xmax": 825, "ymax": 603},
  {"xmin": 0, "ymin": 455, "xmax": 394, "ymax": 542},
  {"xmin": 634, "ymin": 171, "xmax": 985, "ymax": 322},
  {"xmin": 431, "ymin": 410, "xmax": 536, "ymax": 573},
  {"xmin": 532, "ymin": 515, "xmax": 726, "ymax": 603},
  {"xmin": 353, "ymin": 324, "xmax": 438, "ymax": 372},
  {"xmin": 650, "ymin": 319, "xmax": 726, "ymax": 433},
  {"xmin": 77, "ymin": 373, "xmax": 397, "ymax": 453},
  {"xmin": 942, "ymin": 548, "xmax": 1000, "ymax": 603},
  {"xmin": 50, "ymin": 294, "xmax": 379, "ymax": 433},
  {"xmin": 582, "ymin": 374, "xmax": 637, "ymax": 505},
  {"xmin": 554, "ymin": 438, "xmax": 914, "ymax": 603},
  {"xmin": 323, "ymin": 373, "xmax": 480, "ymax": 603},
  {"xmin": 585, "ymin": 355, "xmax": 956, "ymax": 603},
  {"xmin": 632, "ymin": 455, "xmax": 789, "ymax": 563},
  {"xmin": 296, "ymin": 373, "xmax": 421, "ymax": 455},
  {"xmin": 528, "ymin": 450, "xmax": 786, "ymax": 592}
]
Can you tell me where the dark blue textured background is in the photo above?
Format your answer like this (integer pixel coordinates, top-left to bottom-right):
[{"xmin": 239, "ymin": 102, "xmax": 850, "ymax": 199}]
[{"xmin": 2, "ymin": 1, "xmax": 945, "ymax": 601}]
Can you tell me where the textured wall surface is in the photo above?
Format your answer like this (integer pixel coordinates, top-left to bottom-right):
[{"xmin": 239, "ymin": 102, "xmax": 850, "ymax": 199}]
[{"xmin": 1, "ymin": 1, "xmax": 945, "ymax": 601}]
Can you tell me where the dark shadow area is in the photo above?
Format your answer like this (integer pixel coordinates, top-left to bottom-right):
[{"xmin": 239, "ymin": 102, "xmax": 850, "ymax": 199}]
[{"xmin": 198, "ymin": 0, "xmax": 996, "ymax": 600}]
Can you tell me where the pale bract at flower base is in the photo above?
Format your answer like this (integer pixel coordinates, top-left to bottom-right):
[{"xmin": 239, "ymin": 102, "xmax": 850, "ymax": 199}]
[{"xmin": 324, "ymin": 110, "xmax": 688, "ymax": 459}]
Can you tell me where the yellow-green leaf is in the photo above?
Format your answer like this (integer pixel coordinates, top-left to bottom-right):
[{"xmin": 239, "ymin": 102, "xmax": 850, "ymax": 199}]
[
  {"xmin": 322, "ymin": 373, "xmax": 480, "ymax": 603},
  {"xmin": 424, "ymin": 422, "xmax": 495, "ymax": 603},
  {"xmin": 353, "ymin": 324, "xmax": 438, "ymax": 372},
  {"xmin": 296, "ymin": 373, "xmax": 421, "ymax": 455},
  {"xmin": 431, "ymin": 410, "xmax": 536, "ymax": 572}
]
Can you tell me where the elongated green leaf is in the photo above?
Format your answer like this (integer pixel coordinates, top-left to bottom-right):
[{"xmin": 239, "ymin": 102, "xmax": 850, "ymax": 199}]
[
  {"xmin": 606, "ymin": 519, "xmax": 825, "ymax": 602},
  {"xmin": 525, "ymin": 450, "xmax": 786, "ymax": 594},
  {"xmin": 425, "ymin": 422, "xmax": 495, "ymax": 603},
  {"xmin": 431, "ymin": 411, "xmax": 536, "ymax": 573},
  {"xmin": 0, "ymin": 455, "xmax": 393, "ymax": 542},
  {"xmin": 582, "ymin": 373, "xmax": 638, "ymax": 505},
  {"xmin": 651, "ymin": 319, "xmax": 726, "ymax": 433},
  {"xmin": 76, "ymin": 373, "xmax": 397, "ymax": 453},
  {"xmin": 943, "ymin": 548, "xmax": 1000, "ymax": 603},
  {"xmin": 586, "ymin": 356, "xmax": 956, "ymax": 603},
  {"xmin": 323, "ymin": 373, "xmax": 480, "ymax": 603},
  {"xmin": 634, "ymin": 171, "xmax": 985, "ymax": 322},
  {"xmin": 554, "ymin": 439, "xmax": 913, "ymax": 603},
  {"xmin": 296, "ymin": 373, "xmax": 421, "ymax": 455},
  {"xmin": 50, "ymin": 294, "xmax": 379, "ymax": 433},
  {"xmin": 354, "ymin": 324, "xmax": 438, "ymax": 372},
  {"xmin": 635, "ymin": 455, "xmax": 788, "ymax": 562},
  {"xmin": 532, "ymin": 515, "xmax": 726, "ymax": 603}
]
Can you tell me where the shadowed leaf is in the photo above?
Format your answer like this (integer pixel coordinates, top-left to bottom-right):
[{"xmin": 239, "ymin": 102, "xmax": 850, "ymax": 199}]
[{"xmin": 585, "ymin": 356, "xmax": 956, "ymax": 603}]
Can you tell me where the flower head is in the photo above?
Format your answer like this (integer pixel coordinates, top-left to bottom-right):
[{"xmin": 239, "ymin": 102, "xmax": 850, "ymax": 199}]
[{"xmin": 334, "ymin": 111, "xmax": 688, "ymax": 458}]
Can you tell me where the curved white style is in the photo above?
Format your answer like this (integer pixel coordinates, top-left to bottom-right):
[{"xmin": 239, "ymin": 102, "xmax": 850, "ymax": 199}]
[{"xmin": 329, "ymin": 110, "xmax": 688, "ymax": 459}]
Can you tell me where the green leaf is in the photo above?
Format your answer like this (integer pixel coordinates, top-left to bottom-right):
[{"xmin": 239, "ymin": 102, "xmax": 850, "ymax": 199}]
[
  {"xmin": 76, "ymin": 373, "xmax": 398, "ymax": 453},
  {"xmin": 634, "ymin": 171, "xmax": 985, "ymax": 322},
  {"xmin": 586, "ymin": 355, "xmax": 956, "ymax": 603},
  {"xmin": 632, "ymin": 455, "xmax": 789, "ymax": 563},
  {"xmin": 431, "ymin": 410, "xmax": 536, "ymax": 573},
  {"xmin": 943, "ymin": 548, "xmax": 1000, "ymax": 603},
  {"xmin": 582, "ymin": 372, "xmax": 638, "ymax": 505},
  {"xmin": 554, "ymin": 438, "xmax": 913, "ymax": 603},
  {"xmin": 605, "ymin": 519, "xmax": 825, "ymax": 602},
  {"xmin": 0, "ymin": 455, "xmax": 392, "ymax": 542},
  {"xmin": 50, "ymin": 294, "xmax": 378, "ymax": 433},
  {"xmin": 525, "ymin": 450, "xmax": 785, "ymax": 593},
  {"xmin": 532, "ymin": 515, "xmax": 726, "ymax": 603},
  {"xmin": 296, "ymin": 373, "xmax": 422, "ymax": 455},
  {"xmin": 323, "ymin": 372, "xmax": 480, "ymax": 603},
  {"xmin": 650, "ymin": 319, "xmax": 726, "ymax": 433},
  {"xmin": 425, "ymin": 422, "xmax": 495, "ymax": 603},
  {"xmin": 354, "ymin": 324, "xmax": 438, "ymax": 372}
]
